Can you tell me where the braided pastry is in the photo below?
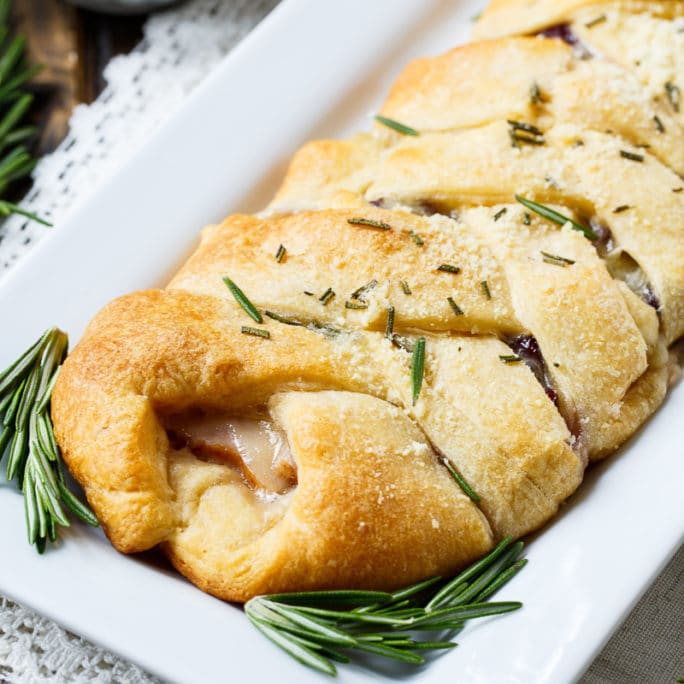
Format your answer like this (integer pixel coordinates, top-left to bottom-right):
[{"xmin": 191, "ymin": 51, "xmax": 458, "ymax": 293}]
[{"xmin": 51, "ymin": 4, "xmax": 683, "ymax": 602}]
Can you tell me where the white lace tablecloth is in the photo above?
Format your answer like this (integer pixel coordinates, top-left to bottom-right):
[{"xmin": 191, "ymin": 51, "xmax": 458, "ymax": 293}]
[{"xmin": 0, "ymin": 1, "xmax": 681, "ymax": 681}]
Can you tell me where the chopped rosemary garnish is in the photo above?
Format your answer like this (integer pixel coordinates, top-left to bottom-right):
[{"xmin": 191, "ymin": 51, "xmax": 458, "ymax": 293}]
[
  {"xmin": 493, "ymin": 207, "xmax": 507, "ymax": 222},
  {"xmin": 507, "ymin": 120, "xmax": 545, "ymax": 147},
  {"xmin": 673, "ymin": 187, "xmax": 684, "ymax": 193},
  {"xmin": 499, "ymin": 354, "xmax": 522, "ymax": 364},
  {"xmin": 515, "ymin": 195, "xmax": 597, "ymax": 241},
  {"xmin": 411, "ymin": 337, "xmax": 426, "ymax": 406},
  {"xmin": 264, "ymin": 311, "xmax": 305, "ymax": 326},
  {"xmin": 507, "ymin": 120, "xmax": 543, "ymax": 136},
  {"xmin": 304, "ymin": 291, "xmax": 314, "ymax": 296},
  {"xmin": 245, "ymin": 537, "xmax": 525, "ymax": 676},
  {"xmin": 400, "ymin": 279, "xmax": 412, "ymax": 295},
  {"xmin": 385, "ymin": 306, "xmax": 395, "ymax": 339},
  {"xmin": 530, "ymin": 81, "xmax": 542, "ymax": 105},
  {"xmin": 0, "ymin": 328, "xmax": 99, "ymax": 551},
  {"xmin": 584, "ymin": 13, "xmax": 606, "ymax": 28},
  {"xmin": 242, "ymin": 326, "xmax": 270, "ymax": 339},
  {"xmin": 653, "ymin": 115, "xmax": 666, "ymax": 133},
  {"xmin": 222, "ymin": 276, "xmax": 263, "ymax": 323},
  {"xmin": 441, "ymin": 458, "xmax": 481, "ymax": 503},
  {"xmin": 275, "ymin": 244, "xmax": 287, "ymax": 263},
  {"xmin": 665, "ymin": 82, "xmax": 680, "ymax": 113},
  {"xmin": 541, "ymin": 251, "xmax": 576, "ymax": 267},
  {"xmin": 613, "ymin": 205, "xmax": 630, "ymax": 214},
  {"xmin": 410, "ymin": 230, "xmax": 424, "ymax": 246},
  {"xmin": 447, "ymin": 297, "xmax": 464, "ymax": 317},
  {"xmin": 437, "ymin": 264, "xmax": 460, "ymax": 275},
  {"xmin": 620, "ymin": 150, "xmax": 644, "ymax": 162},
  {"xmin": 523, "ymin": 212, "xmax": 531, "ymax": 225},
  {"xmin": 319, "ymin": 288, "xmax": 335, "ymax": 306},
  {"xmin": 345, "ymin": 300, "xmax": 368, "ymax": 310},
  {"xmin": 374, "ymin": 115, "xmax": 419, "ymax": 136},
  {"xmin": 480, "ymin": 280, "xmax": 491, "ymax": 299},
  {"xmin": 347, "ymin": 217, "xmax": 392, "ymax": 231},
  {"xmin": 351, "ymin": 279, "xmax": 378, "ymax": 301}
]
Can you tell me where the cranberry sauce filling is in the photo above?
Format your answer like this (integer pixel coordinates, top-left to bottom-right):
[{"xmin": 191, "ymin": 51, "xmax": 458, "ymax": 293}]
[
  {"xmin": 538, "ymin": 23, "xmax": 579, "ymax": 45},
  {"xmin": 507, "ymin": 334, "xmax": 558, "ymax": 406},
  {"xmin": 370, "ymin": 197, "xmax": 456, "ymax": 219},
  {"xmin": 536, "ymin": 23, "xmax": 592, "ymax": 59},
  {"xmin": 591, "ymin": 219, "xmax": 661, "ymax": 312}
]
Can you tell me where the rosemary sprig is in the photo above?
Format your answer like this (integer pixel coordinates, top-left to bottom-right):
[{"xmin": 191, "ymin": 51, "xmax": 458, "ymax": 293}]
[
  {"xmin": 245, "ymin": 537, "xmax": 526, "ymax": 676},
  {"xmin": 374, "ymin": 115, "xmax": 419, "ymax": 136},
  {"xmin": 222, "ymin": 276, "xmax": 263, "ymax": 323},
  {"xmin": 0, "ymin": 328, "xmax": 98, "ymax": 551},
  {"xmin": 515, "ymin": 195, "xmax": 597, "ymax": 241},
  {"xmin": 0, "ymin": 11, "xmax": 49, "ymax": 226}
]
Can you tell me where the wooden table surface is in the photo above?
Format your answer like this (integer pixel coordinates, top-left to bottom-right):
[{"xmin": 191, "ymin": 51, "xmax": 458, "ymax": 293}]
[{"xmin": 13, "ymin": 1, "xmax": 145, "ymax": 157}]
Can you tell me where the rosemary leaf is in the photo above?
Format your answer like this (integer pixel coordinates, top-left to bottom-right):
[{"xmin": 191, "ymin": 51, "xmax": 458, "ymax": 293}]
[
  {"xmin": 447, "ymin": 297, "xmax": 464, "ymax": 317},
  {"xmin": 375, "ymin": 115, "xmax": 419, "ymax": 136},
  {"xmin": 241, "ymin": 326, "xmax": 270, "ymax": 339},
  {"xmin": 410, "ymin": 230, "xmax": 424, "ymax": 246},
  {"xmin": 665, "ymin": 82, "xmax": 680, "ymax": 113},
  {"xmin": 247, "ymin": 616, "xmax": 338, "ymax": 676},
  {"xmin": 541, "ymin": 251, "xmax": 575, "ymax": 267},
  {"xmin": 222, "ymin": 276, "xmax": 263, "ymax": 323},
  {"xmin": 400, "ymin": 279, "xmax": 412, "ymax": 295},
  {"xmin": 480, "ymin": 280, "xmax": 491, "ymax": 300},
  {"xmin": 584, "ymin": 13, "xmax": 606, "ymax": 28},
  {"xmin": 441, "ymin": 457, "xmax": 480, "ymax": 503},
  {"xmin": 347, "ymin": 217, "xmax": 391, "ymax": 231},
  {"xmin": 515, "ymin": 195, "xmax": 597, "ymax": 240},
  {"xmin": 437, "ymin": 264, "xmax": 460, "ymax": 275},
  {"xmin": 499, "ymin": 354, "xmax": 522, "ymax": 364},
  {"xmin": 275, "ymin": 244, "xmax": 286, "ymax": 263},
  {"xmin": 319, "ymin": 287, "xmax": 335, "ymax": 306},
  {"xmin": 385, "ymin": 306, "xmax": 395, "ymax": 339},
  {"xmin": 351, "ymin": 279, "xmax": 378, "ymax": 300},
  {"xmin": 619, "ymin": 149, "xmax": 644, "ymax": 163},
  {"xmin": 264, "ymin": 311, "xmax": 304, "ymax": 327},
  {"xmin": 530, "ymin": 82, "xmax": 542, "ymax": 105},
  {"xmin": 411, "ymin": 337, "xmax": 426, "ymax": 406}
]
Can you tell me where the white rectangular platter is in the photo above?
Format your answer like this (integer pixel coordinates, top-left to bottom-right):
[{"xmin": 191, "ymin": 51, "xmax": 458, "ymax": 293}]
[{"xmin": 1, "ymin": 1, "xmax": 682, "ymax": 682}]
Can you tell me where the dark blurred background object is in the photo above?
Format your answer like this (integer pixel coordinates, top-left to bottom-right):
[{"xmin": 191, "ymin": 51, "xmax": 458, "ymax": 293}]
[
  {"xmin": 13, "ymin": 1, "xmax": 146, "ymax": 156},
  {"xmin": 66, "ymin": 0, "xmax": 178, "ymax": 13}
]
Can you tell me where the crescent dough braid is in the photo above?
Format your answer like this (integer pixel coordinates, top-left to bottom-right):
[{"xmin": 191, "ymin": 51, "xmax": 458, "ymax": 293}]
[{"xmin": 51, "ymin": 8, "xmax": 683, "ymax": 604}]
